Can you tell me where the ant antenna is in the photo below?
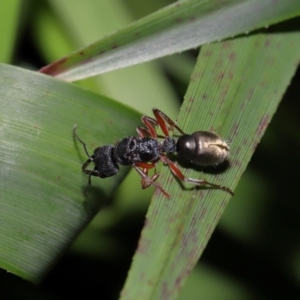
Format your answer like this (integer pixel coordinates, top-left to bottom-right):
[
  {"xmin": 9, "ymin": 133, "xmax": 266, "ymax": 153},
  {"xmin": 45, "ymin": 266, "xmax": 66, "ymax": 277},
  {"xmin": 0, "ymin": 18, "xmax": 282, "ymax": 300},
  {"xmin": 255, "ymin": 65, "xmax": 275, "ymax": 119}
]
[{"xmin": 72, "ymin": 124, "xmax": 91, "ymax": 158}]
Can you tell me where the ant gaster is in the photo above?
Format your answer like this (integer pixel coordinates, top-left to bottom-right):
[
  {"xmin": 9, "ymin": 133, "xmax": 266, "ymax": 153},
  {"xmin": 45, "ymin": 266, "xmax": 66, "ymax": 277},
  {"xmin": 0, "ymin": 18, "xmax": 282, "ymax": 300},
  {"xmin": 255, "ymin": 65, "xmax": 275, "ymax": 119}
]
[{"xmin": 73, "ymin": 108, "xmax": 234, "ymax": 198}]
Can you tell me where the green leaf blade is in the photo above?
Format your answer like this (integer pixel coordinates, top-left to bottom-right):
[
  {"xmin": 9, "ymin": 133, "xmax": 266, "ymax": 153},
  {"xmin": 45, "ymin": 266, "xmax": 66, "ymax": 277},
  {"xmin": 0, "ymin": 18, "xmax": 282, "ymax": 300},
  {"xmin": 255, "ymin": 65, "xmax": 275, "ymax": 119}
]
[
  {"xmin": 121, "ymin": 31, "xmax": 300, "ymax": 299},
  {"xmin": 0, "ymin": 64, "xmax": 141, "ymax": 282},
  {"xmin": 40, "ymin": 0, "xmax": 300, "ymax": 81}
]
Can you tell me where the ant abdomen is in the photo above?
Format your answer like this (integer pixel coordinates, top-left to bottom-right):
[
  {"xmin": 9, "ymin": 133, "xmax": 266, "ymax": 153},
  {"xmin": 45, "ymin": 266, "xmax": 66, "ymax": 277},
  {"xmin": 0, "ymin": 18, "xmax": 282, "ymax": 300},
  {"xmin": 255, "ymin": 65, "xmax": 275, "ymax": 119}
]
[{"xmin": 176, "ymin": 131, "xmax": 229, "ymax": 166}]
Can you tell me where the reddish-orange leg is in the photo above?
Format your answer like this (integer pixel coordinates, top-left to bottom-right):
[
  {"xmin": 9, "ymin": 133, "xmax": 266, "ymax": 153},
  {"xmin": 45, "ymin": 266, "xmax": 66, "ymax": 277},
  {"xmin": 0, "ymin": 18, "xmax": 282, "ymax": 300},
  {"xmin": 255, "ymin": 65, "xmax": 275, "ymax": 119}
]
[
  {"xmin": 136, "ymin": 126, "xmax": 165, "ymax": 139},
  {"xmin": 137, "ymin": 109, "xmax": 184, "ymax": 139},
  {"xmin": 140, "ymin": 116, "xmax": 159, "ymax": 137},
  {"xmin": 152, "ymin": 108, "xmax": 185, "ymax": 136},
  {"xmin": 136, "ymin": 126, "xmax": 152, "ymax": 138},
  {"xmin": 133, "ymin": 162, "xmax": 171, "ymax": 198},
  {"xmin": 159, "ymin": 154, "xmax": 234, "ymax": 196}
]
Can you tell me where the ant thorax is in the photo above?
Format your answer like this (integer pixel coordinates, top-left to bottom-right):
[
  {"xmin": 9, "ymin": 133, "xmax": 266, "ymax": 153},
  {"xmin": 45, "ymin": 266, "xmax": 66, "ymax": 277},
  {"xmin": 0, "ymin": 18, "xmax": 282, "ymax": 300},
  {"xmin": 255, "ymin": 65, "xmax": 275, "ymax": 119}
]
[{"xmin": 113, "ymin": 136, "xmax": 161, "ymax": 164}]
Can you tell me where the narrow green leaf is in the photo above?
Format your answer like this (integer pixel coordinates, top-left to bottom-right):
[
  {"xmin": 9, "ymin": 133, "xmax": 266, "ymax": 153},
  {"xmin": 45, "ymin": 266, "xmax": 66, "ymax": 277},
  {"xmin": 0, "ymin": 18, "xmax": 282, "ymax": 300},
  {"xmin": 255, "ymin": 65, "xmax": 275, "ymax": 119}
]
[
  {"xmin": 121, "ymin": 31, "xmax": 300, "ymax": 299},
  {"xmin": 39, "ymin": 0, "xmax": 300, "ymax": 81},
  {"xmin": 35, "ymin": 0, "xmax": 178, "ymax": 116},
  {"xmin": 0, "ymin": 64, "xmax": 140, "ymax": 282}
]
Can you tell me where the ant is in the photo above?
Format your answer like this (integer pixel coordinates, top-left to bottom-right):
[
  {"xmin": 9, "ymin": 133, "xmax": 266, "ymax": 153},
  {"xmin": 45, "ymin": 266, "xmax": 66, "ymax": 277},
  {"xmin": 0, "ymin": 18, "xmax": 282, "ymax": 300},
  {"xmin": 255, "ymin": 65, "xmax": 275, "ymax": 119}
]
[{"xmin": 73, "ymin": 108, "xmax": 234, "ymax": 198}]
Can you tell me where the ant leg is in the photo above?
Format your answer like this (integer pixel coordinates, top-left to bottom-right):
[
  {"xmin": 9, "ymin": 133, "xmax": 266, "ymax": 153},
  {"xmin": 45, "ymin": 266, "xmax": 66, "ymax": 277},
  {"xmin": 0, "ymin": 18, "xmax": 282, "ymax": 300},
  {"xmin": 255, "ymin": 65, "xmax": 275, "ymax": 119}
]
[
  {"xmin": 140, "ymin": 116, "xmax": 159, "ymax": 138},
  {"xmin": 139, "ymin": 168, "xmax": 160, "ymax": 189},
  {"xmin": 136, "ymin": 126, "xmax": 152, "ymax": 138},
  {"xmin": 159, "ymin": 155, "xmax": 234, "ymax": 196},
  {"xmin": 135, "ymin": 162, "xmax": 157, "ymax": 170},
  {"xmin": 139, "ymin": 110, "xmax": 184, "ymax": 139},
  {"xmin": 135, "ymin": 162, "xmax": 158, "ymax": 188},
  {"xmin": 153, "ymin": 108, "xmax": 185, "ymax": 136},
  {"xmin": 81, "ymin": 158, "xmax": 100, "ymax": 186},
  {"xmin": 133, "ymin": 164, "xmax": 171, "ymax": 198},
  {"xmin": 136, "ymin": 126, "xmax": 166, "ymax": 139},
  {"xmin": 82, "ymin": 161, "xmax": 98, "ymax": 177}
]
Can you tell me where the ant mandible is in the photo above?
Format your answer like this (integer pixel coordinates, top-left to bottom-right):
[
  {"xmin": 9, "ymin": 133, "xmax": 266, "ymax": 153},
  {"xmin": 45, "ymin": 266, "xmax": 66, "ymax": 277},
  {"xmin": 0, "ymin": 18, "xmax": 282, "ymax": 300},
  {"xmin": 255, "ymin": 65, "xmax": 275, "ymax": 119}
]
[{"xmin": 73, "ymin": 108, "xmax": 234, "ymax": 198}]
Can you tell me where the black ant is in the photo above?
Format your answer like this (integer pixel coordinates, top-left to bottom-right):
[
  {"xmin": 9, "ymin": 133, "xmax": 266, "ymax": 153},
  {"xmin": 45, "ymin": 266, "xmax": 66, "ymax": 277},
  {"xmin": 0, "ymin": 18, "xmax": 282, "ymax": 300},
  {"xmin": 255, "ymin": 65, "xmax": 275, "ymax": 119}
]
[{"xmin": 73, "ymin": 108, "xmax": 234, "ymax": 198}]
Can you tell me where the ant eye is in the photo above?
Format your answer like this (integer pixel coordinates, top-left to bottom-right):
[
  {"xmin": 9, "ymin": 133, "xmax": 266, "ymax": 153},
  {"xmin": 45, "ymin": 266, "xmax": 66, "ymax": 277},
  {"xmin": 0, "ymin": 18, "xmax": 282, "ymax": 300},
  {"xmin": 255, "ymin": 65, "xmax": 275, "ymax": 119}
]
[
  {"xmin": 128, "ymin": 139, "xmax": 137, "ymax": 151},
  {"xmin": 176, "ymin": 134, "xmax": 195, "ymax": 160}
]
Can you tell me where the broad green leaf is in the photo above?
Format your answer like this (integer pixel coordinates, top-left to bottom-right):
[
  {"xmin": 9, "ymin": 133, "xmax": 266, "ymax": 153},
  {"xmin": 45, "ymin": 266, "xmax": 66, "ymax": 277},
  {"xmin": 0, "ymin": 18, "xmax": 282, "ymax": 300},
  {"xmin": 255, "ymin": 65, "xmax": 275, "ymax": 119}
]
[
  {"xmin": 0, "ymin": 64, "xmax": 141, "ymax": 282},
  {"xmin": 121, "ymin": 32, "xmax": 300, "ymax": 299},
  {"xmin": 40, "ymin": 0, "xmax": 300, "ymax": 81}
]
